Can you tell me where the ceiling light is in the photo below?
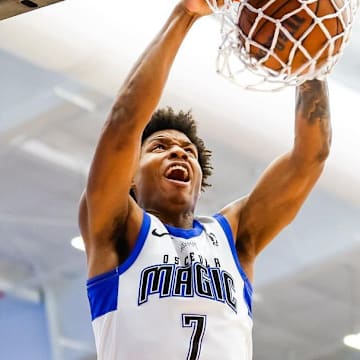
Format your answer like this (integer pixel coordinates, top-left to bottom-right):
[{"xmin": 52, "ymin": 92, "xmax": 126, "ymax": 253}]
[
  {"xmin": 54, "ymin": 86, "xmax": 96, "ymax": 113},
  {"xmin": 18, "ymin": 139, "xmax": 89, "ymax": 175},
  {"xmin": 71, "ymin": 236, "xmax": 85, "ymax": 252},
  {"xmin": 343, "ymin": 333, "xmax": 360, "ymax": 351}
]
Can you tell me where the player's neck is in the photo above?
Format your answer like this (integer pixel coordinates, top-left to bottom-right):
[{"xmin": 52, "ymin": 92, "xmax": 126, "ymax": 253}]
[{"xmin": 147, "ymin": 207, "xmax": 195, "ymax": 229}]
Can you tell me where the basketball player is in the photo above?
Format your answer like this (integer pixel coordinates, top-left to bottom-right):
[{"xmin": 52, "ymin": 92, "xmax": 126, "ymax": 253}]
[{"xmin": 79, "ymin": 0, "xmax": 331, "ymax": 359}]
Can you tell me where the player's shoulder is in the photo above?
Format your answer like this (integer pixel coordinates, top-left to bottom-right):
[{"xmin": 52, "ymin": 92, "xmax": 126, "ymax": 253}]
[
  {"xmin": 215, "ymin": 197, "xmax": 248, "ymax": 230},
  {"xmin": 195, "ymin": 214, "xmax": 217, "ymax": 224}
]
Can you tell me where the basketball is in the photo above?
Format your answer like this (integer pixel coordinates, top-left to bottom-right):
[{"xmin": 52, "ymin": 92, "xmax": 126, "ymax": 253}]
[{"xmin": 238, "ymin": 0, "xmax": 346, "ymax": 73}]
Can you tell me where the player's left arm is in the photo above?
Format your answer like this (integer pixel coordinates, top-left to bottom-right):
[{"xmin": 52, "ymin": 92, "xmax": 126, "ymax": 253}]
[{"xmin": 220, "ymin": 79, "xmax": 331, "ymax": 281}]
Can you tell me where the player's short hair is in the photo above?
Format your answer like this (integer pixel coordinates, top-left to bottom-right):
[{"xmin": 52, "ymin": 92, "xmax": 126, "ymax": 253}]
[{"xmin": 142, "ymin": 107, "xmax": 213, "ymax": 190}]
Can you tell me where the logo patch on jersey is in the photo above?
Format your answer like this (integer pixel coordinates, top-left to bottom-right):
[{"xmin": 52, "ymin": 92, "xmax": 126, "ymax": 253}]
[
  {"xmin": 208, "ymin": 232, "xmax": 219, "ymax": 247},
  {"xmin": 179, "ymin": 241, "xmax": 198, "ymax": 252},
  {"xmin": 138, "ymin": 262, "xmax": 237, "ymax": 313}
]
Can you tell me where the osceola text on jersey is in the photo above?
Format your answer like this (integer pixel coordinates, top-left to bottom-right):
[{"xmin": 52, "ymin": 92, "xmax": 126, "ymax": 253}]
[{"xmin": 138, "ymin": 253, "xmax": 237, "ymax": 313}]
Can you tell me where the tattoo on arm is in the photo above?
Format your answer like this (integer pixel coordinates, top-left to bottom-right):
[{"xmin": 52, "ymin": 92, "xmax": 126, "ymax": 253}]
[
  {"xmin": 296, "ymin": 79, "xmax": 332, "ymax": 161},
  {"xmin": 296, "ymin": 79, "xmax": 330, "ymax": 123}
]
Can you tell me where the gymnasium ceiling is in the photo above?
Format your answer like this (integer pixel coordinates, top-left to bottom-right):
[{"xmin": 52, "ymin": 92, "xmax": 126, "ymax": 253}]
[{"xmin": 0, "ymin": 1, "xmax": 360, "ymax": 359}]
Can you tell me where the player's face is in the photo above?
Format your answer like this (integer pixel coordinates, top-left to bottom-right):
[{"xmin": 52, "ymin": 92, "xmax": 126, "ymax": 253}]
[{"xmin": 133, "ymin": 129, "xmax": 202, "ymax": 212}]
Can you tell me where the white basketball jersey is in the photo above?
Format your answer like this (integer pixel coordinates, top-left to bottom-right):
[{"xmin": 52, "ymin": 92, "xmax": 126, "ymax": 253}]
[{"xmin": 87, "ymin": 212, "xmax": 253, "ymax": 360}]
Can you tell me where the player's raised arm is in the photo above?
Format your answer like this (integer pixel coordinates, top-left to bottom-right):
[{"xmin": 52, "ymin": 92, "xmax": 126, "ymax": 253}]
[
  {"xmin": 221, "ymin": 79, "xmax": 332, "ymax": 280},
  {"xmin": 79, "ymin": 1, "xmax": 216, "ymax": 277}
]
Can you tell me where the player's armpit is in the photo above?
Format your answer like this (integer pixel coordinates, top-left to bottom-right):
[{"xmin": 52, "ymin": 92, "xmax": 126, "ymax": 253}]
[{"xmin": 219, "ymin": 154, "xmax": 324, "ymax": 282}]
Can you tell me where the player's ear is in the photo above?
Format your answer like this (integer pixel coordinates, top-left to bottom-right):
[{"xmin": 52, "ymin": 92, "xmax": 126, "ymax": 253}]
[
  {"xmin": 130, "ymin": 180, "xmax": 137, "ymax": 201},
  {"xmin": 130, "ymin": 189, "xmax": 137, "ymax": 201}
]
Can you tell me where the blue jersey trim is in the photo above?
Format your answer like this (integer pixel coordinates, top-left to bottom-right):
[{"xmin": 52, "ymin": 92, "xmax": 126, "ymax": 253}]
[
  {"xmin": 165, "ymin": 220, "xmax": 203, "ymax": 239},
  {"xmin": 118, "ymin": 211, "xmax": 151, "ymax": 274},
  {"xmin": 87, "ymin": 268, "xmax": 119, "ymax": 321},
  {"xmin": 86, "ymin": 211, "xmax": 151, "ymax": 321},
  {"xmin": 213, "ymin": 213, "xmax": 253, "ymax": 318}
]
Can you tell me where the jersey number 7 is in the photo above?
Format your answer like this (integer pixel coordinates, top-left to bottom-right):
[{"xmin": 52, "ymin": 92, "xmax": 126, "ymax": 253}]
[{"xmin": 182, "ymin": 314, "xmax": 207, "ymax": 360}]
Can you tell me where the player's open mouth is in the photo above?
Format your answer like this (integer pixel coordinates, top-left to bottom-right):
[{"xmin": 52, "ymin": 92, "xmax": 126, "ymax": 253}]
[{"xmin": 165, "ymin": 164, "xmax": 190, "ymax": 183}]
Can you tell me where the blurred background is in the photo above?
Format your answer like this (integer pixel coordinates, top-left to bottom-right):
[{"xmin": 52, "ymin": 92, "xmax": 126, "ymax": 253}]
[{"xmin": 0, "ymin": 0, "xmax": 360, "ymax": 359}]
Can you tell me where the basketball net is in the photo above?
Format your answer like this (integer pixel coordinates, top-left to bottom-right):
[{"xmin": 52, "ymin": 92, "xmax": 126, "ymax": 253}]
[{"xmin": 206, "ymin": 0, "xmax": 360, "ymax": 91}]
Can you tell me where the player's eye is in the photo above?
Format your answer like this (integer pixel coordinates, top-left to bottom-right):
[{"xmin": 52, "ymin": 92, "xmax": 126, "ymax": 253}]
[
  {"xmin": 185, "ymin": 147, "xmax": 197, "ymax": 156},
  {"xmin": 153, "ymin": 143, "xmax": 165, "ymax": 150}
]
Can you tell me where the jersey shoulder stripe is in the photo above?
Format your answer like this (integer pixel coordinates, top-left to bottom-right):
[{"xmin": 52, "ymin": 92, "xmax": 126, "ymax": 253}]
[
  {"xmin": 86, "ymin": 211, "xmax": 151, "ymax": 320},
  {"xmin": 213, "ymin": 213, "xmax": 253, "ymax": 316}
]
